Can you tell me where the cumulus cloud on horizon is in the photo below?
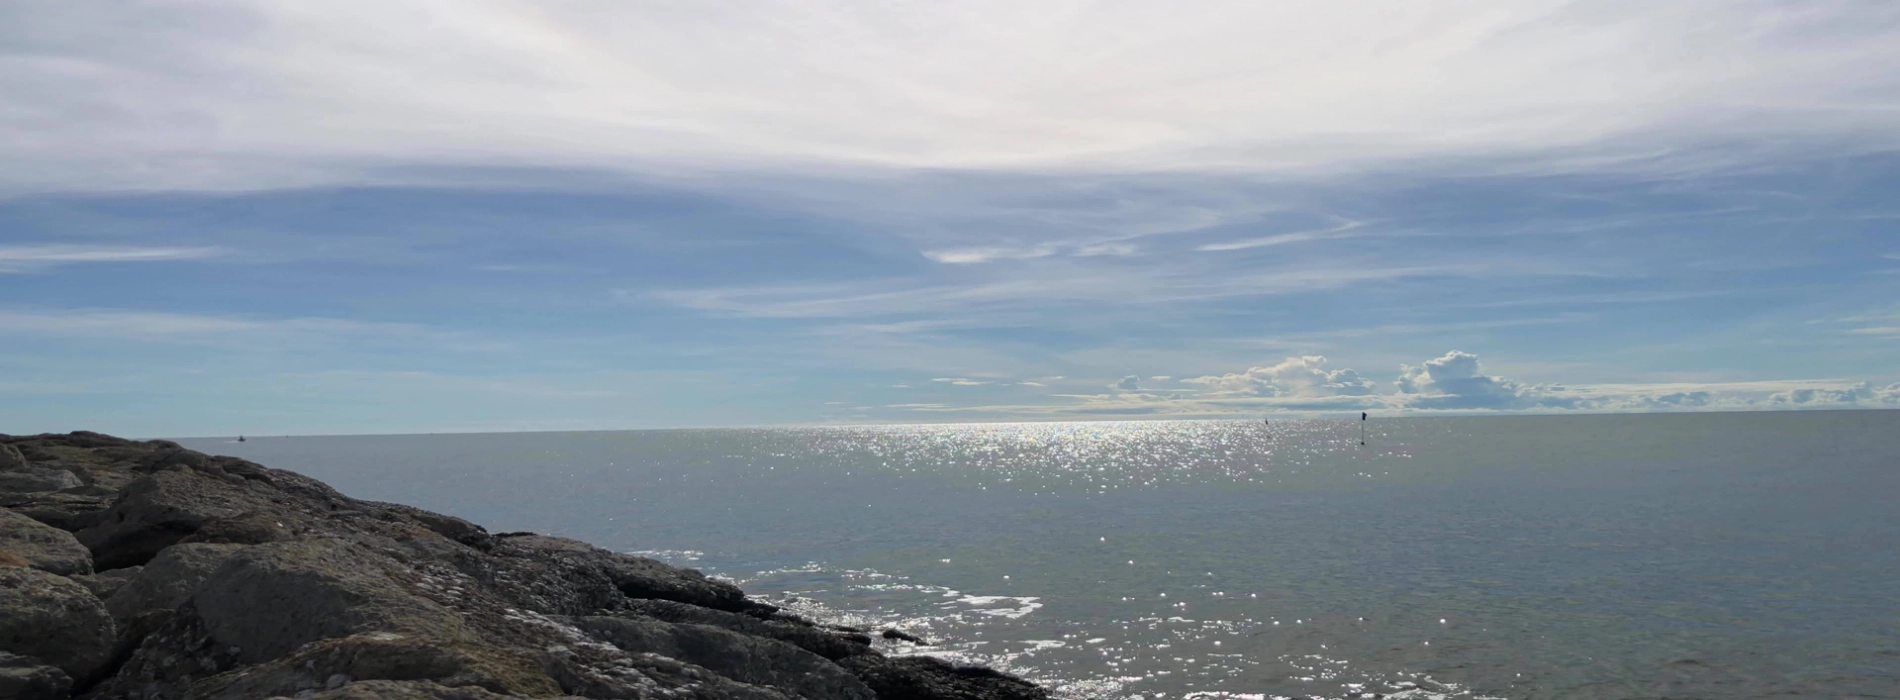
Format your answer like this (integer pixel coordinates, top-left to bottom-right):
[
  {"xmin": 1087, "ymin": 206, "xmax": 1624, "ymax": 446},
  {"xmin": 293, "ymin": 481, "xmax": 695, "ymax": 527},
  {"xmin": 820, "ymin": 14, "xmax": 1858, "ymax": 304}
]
[{"xmin": 908, "ymin": 350, "xmax": 1900, "ymax": 418}]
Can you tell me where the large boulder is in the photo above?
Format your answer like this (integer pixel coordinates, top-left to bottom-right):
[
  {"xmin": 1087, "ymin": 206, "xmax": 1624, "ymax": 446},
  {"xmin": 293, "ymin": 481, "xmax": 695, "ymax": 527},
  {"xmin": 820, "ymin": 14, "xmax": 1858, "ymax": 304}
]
[
  {"xmin": 75, "ymin": 459, "xmax": 350, "ymax": 570},
  {"xmin": 838, "ymin": 656, "xmax": 1050, "ymax": 700},
  {"xmin": 193, "ymin": 538, "xmax": 475, "ymax": 664},
  {"xmin": 0, "ymin": 443, "xmax": 26, "ymax": 470},
  {"xmin": 104, "ymin": 542, "xmax": 244, "ymax": 623},
  {"xmin": 0, "ymin": 506, "xmax": 92, "ymax": 575},
  {"xmin": 0, "ymin": 566, "xmax": 116, "ymax": 683},
  {"xmin": 0, "ymin": 490, "xmax": 116, "ymax": 532},
  {"xmin": 572, "ymin": 615, "xmax": 875, "ymax": 700}
]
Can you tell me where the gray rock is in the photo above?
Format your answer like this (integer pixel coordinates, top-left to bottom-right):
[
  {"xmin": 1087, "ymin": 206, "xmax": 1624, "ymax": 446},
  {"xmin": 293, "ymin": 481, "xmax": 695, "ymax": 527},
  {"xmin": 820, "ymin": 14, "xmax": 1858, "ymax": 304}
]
[
  {"xmin": 67, "ymin": 566, "xmax": 142, "ymax": 599},
  {"xmin": 185, "ymin": 633, "xmax": 562, "ymax": 700},
  {"xmin": 0, "ymin": 506, "xmax": 93, "ymax": 575},
  {"xmin": 266, "ymin": 679, "xmax": 568, "ymax": 699},
  {"xmin": 0, "ymin": 443, "xmax": 25, "ymax": 470},
  {"xmin": 626, "ymin": 599, "xmax": 876, "ymax": 661},
  {"xmin": 839, "ymin": 655, "xmax": 1050, "ymax": 700},
  {"xmin": 492, "ymin": 534, "xmax": 771, "ymax": 615},
  {"xmin": 0, "ymin": 566, "xmax": 116, "ymax": 683},
  {"xmin": 193, "ymin": 538, "xmax": 476, "ymax": 664},
  {"xmin": 75, "ymin": 453, "xmax": 352, "ymax": 569},
  {"xmin": 105, "ymin": 542, "xmax": 244, "ymax": 623},
  {"xmin": 0, "ymin": 490, "xmax": 115, "ymax": 532},
  {"xmin": 573, "ymin": 615, "xmax": 876, "ymax": 700},
  {"xmin": 0, "ymin": 651, "xmax": 73, "ymax": 700},
  {"xmin": 0, "ymin": 466, "xmax": 82, "ymax": 495}
]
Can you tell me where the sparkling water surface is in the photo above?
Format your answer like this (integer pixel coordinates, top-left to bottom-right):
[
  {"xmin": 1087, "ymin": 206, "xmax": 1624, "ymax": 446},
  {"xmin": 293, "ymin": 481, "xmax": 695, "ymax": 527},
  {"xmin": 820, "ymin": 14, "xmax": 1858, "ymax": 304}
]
[{"xmin": 182, "ymin": 411, "xmax": 1900, "ymax": 700}]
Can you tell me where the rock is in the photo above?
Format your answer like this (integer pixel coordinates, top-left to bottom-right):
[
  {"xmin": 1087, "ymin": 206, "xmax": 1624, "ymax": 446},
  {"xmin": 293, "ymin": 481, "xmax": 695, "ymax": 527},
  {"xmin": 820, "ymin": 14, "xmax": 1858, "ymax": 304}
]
[
  {"xmin": 0, "ymin": 506, "xmax": 93, "ymax": 575},
  {"xmin": 492, "ymin": 535, "xmax": 771, "ymax": 615},
  {"xmin": 0, "ymin": 466, "xmax": 83, "ymax": 495},
  {"xmin": 0, "ymin": 651, "xmax": 73, "ymax": 700},
  {"xmin": 193, "ymin": 538, "xmax": 476, "ymax": 664},
  {"xmin": 68, "ymin": 566, "xmax": 143, "ymax": 600},
  {"xmin": 625, "ymin": 599, "xmax": 876, "ymax": 661},
  {"xmin": 572, "ymin": 615, "xmax": 876, "ymax": 700},
  {"xmin": 185, "ymin": 633, "xmax": 561, "ymax": 700},
  {"xmin": 76, "ymin": 461, "xmax": 350, "ymax": 570},
  {"xmin": 839, "ymin": 656, "xmax": 1050, "ymax": 700},
  {"xmin": 264, "ymin": 679, "xmax": 547, "ymax": 699},
  {"xmin": 104, "ymin": 542, "xmax": 244, "ymax": 623},
  {"xmin": 179, "ymin": 510, "xmax": 311, "ymax": 546},
  {"xmin": 0, "ymin": 443, "xmax": 26, "ymax": 470},
  {"xmin": 0, "ymin": 490, "xmax": 115, "ymax": 532},
  {"xmin": 881, "ymin": 628, "xmax": 929, "ymax": 645},
  {"xmin": 0, "ymin": 566, "xmax": 116, "ymax": 683}
]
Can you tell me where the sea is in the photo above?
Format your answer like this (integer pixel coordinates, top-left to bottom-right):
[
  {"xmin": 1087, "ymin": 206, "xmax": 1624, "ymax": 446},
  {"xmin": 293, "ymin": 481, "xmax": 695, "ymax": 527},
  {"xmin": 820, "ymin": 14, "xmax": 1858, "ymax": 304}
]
[{"xmin": 179, "ymin": 410, "xmax": 1900, "ymax": 700}]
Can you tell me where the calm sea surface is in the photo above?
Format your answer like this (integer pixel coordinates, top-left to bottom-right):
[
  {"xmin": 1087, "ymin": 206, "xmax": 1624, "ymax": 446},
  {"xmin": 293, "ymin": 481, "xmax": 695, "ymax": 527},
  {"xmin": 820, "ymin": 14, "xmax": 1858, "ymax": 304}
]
[{"xmin": 181, "ymin": 411, "xmax": 1900, "ymax": 700}]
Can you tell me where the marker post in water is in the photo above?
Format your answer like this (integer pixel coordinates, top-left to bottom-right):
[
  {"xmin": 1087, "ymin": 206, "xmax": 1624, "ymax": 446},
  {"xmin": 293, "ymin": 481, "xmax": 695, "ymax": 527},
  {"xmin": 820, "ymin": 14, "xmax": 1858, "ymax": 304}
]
[{"xmin": 1360, "ymin": 412, "xmax": 1367, "ymax": 445}]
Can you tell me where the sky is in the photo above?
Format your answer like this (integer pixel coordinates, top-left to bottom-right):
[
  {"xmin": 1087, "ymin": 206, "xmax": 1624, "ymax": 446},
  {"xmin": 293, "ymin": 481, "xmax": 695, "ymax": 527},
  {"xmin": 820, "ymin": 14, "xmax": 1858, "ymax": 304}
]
[{"xmin": 3, "ymin": 0, "xmax": 1899, "ymax": 436}]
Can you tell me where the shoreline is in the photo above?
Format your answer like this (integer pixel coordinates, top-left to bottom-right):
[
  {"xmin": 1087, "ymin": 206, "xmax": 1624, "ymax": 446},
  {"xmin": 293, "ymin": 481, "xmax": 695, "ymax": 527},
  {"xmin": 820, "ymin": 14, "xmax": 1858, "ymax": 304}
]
[{"xmin": 0, "ymin": 430, "xmax": 1051, "ymax": 700}]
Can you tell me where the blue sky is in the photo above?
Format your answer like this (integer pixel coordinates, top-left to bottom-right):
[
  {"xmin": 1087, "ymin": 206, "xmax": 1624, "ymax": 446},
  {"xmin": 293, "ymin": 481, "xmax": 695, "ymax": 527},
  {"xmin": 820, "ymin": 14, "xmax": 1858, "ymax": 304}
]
[{"xmin": 3, "ymin": 1, "xmax": 1898, "ymax": 436}]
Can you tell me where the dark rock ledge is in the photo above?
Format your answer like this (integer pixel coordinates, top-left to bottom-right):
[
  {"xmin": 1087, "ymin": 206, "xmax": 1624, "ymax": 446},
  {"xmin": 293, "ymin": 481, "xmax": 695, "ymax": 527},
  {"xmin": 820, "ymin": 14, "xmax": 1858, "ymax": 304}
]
[{"xmin": 0, "ymin": 432, "xmax": 1051, "ymax": 700}]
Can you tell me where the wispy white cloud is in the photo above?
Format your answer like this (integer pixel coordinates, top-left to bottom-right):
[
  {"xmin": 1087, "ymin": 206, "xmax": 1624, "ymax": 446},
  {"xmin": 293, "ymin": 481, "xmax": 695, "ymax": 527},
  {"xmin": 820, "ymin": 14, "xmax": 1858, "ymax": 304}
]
[
  {"xmin": 1196, "ymin": 219, "xmax": 1364, "ymax": 252},
  {"xmin": 0, "ymin": 245, "xmax": 222, "ymax": 272},
  {"xmin": 5, "ymin": 2, "xmax": 1899, "ymax": 192},
  {"xmin": 0, "ymin": 307, "xmax": 477, "ymax": 348},
  {"xmin": 932, "ymin": 377, "xmax": 992, "ymax": 387}
]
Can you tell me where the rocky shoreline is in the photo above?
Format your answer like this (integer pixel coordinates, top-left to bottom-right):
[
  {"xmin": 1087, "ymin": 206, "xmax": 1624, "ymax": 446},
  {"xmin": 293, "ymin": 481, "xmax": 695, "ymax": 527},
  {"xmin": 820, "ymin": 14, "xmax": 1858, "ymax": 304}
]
[{"xmin": 0, "ymin": 431, "xmax": 1053, "ymax": 700}]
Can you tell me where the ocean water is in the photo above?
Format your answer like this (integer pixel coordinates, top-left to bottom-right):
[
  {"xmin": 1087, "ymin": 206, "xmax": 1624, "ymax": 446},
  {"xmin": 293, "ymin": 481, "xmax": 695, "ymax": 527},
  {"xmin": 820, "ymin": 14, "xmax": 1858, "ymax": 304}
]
[{"xmin": 181, "ymin": 411, "xmax": 1900, "ymax": 700}]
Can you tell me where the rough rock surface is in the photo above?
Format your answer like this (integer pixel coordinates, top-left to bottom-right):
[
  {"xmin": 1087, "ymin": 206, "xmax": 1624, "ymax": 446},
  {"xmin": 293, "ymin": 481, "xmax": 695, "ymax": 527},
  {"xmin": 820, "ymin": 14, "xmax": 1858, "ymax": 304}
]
[
  {"xmin": 0, "ymin": 506, "xmax": 94, "ymax": 575},
  {"xmin": 0, "ymin": 651, "xmax": 74, "ymax": 700},
  {"xmin": 68, "ymin": 566, "xmax": 142, "ymax": 600},
  {"xmin": 0, "ymin": 566, "xmax": 116, "ymax": 683},
  {"xmin": 571, "ymin": 616, "xmax": 877, "ymax": 700},
  {"xmin": 103, "ymin": 543, "xmax": 242, "ymax": 623},
  {"xmin": 0, "ymin": 431, "xmax": 1052, "ymax": 700}
]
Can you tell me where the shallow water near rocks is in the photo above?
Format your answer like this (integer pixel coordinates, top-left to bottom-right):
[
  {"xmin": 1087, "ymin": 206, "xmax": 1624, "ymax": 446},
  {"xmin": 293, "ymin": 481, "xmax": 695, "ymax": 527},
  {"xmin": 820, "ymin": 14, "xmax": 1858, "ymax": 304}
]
[{"xmin": 183, "ymin": 411, "xmax": 1900, "ymax": 700}]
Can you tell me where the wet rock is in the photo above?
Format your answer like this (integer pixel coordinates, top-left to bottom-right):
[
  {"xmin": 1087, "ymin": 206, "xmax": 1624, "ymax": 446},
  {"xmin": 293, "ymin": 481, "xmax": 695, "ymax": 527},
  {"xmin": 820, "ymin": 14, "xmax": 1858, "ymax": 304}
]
[
  {"xmin": 572, "ymin": 615, "xmax": 876, "ymax": 700},
  {"xmin": 185, "ymin": 633, "xmax": 561, "ymax": 700},
  {"xmin": 839, "ymin": 655, "xmax": 1050, "ymax": 700},
  {"xmin": 0, "ymin": 566, "xmax": 116, "ymax": 683},
  {"xmin": 0, "ymin": 466, "xmax": 83, "ymax": 495},
  {"xmin": 104, "ymin": 542, "xmax": 244, "ymax": 623},
  {"xmin": 0, "ymin": 651, "xmax": 73, "ymax": 700},
  {"xmin": 492, "ymin": 534, "xmax": 772, "ymax": 615},
  {"xmin": 68, "ymin": 566, "xmax": 143, "ymax": 599},
  {"xmin": 881, "ymin": 629, "xmax": 929, "ymax": 645},
  {"xmin": 194, "ymin": 538, "xmax": 477, "ymax": 664},
  {"xmin": 0, "ymin": 506, "xmax": 93, "ymax": 575},
  {"xmin": 625, "ymin": 599, "xmax": 877, "ymax": 661}
]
